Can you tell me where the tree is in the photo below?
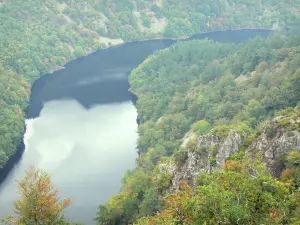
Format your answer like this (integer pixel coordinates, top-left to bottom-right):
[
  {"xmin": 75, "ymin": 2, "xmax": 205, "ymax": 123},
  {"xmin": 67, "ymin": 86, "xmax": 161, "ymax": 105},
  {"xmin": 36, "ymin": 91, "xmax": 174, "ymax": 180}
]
[
  {"xmin": 134, "ymin": 157, "xmax": 295, "ymax": 225},
  {"xmin": 11, "ymin": 166, "xmax": 71, "ymax": 225},
  {"xmin": 139, "ymin": 188, "xmax": 163, "ymax": 217},
  {"xmin": 193, "ymin": 120, "xmax": 211, "ymax": 135}
]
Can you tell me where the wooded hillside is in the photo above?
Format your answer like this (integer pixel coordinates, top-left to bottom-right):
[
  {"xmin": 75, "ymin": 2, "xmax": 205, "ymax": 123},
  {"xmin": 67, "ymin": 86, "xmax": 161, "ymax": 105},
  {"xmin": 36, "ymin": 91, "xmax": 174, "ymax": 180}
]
[
  {"xmin": 0, "ymin": 0, "xmax": 299, "ymax": 180},
  {"xmin": 96, "ymin": 34, "xmax": 300, "ymax": 225}
]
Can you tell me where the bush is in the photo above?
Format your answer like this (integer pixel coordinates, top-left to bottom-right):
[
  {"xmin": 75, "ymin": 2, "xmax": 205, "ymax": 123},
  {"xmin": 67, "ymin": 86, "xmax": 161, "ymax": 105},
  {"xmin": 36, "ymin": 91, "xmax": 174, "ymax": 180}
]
[
  {"xmin": 275, "ymin": 107, "xmax": 295, "ymax": 116},
  {"xmin": 186, "ymin": 138, "xmax": 198, "ymax": 152},
  {"xmin": 278, "ymin": 118, "xmax": 291, "ymax": 126},
  {"xmin": 266, "ymin": 125, "xmax": 277, "ymax": 139},
  {"xmin": 155, "ymin": 172, "xmax": 173, "ymax": 191},
  {"xmin": 228, "ymin": 150, "xmax": 246, "ymax": 161},
  {"xmin": 210, "ymin": 145, "xmax": 217, "ymax": 157},
  {"xmin": 291, "ymin": 123, "xmax": 300, "ymax": 131},
  {"xmin": 209, "ymin": 158, "xmax": 217, "ymax": 167},
  {"xmin": 139, "ymin": 188, "xmax": 163, "ymax": 217},
  {"xmin": 212, "ymin": 125, "xmax": 232, "ymax": 137},
  {"xmin": 197, "ymin": 145, "xmax": 207, "ymax": 153},
  {"xmin": 174, "ymin": 149, "xmax": 188, "ymax": 166},
  {"xmin": 193, "ymin": 120, "xmax": 212, "ymax": 135},
  {"xmin": 285, "ymin": 151, "xmax": 300, "ymax": 169},
  {"xmin": 141, "ymin": 14, "xmax": 151, "ymax": 28},
  {"xmin": 236, "ymin": 123, "xmax": 251, "ymax": 134},
  {"xmin": 244, "ymin": 134, "xmax": 256, "ymax": 147}
]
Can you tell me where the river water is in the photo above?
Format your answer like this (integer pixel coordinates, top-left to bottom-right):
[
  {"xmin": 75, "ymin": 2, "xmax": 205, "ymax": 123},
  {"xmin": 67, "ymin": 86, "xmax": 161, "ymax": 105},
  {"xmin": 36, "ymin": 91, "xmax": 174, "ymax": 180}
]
[{"xmin": 0, "ymin": 30, "xmax": 270, "ymax": 224}]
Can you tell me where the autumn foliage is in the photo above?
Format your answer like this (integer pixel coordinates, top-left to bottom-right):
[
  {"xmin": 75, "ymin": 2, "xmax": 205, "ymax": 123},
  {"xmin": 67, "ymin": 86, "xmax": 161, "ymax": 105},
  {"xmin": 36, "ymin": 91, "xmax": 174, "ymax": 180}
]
[
  {"xmin": 7, "ymin": 166, "xmax": 71, "ymax": 225},
  {"xmin": 223, "ymin": 160, "xmax": 243, "ymax": 172},
  {"xmin": 134, "ymin": 154, "xmax": 300, "ymax": 225}
]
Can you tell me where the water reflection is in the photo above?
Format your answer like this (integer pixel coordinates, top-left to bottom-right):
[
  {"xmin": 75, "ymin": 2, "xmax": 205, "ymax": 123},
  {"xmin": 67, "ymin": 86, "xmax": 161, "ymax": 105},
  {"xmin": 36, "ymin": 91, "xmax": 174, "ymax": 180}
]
[
  {"xmin": 0, "ymin": 100, "xmax": 138, "ymax": 224},
  {"xmin": 0, "ymin": 30, "xmax": 272, "ymax": 224}
]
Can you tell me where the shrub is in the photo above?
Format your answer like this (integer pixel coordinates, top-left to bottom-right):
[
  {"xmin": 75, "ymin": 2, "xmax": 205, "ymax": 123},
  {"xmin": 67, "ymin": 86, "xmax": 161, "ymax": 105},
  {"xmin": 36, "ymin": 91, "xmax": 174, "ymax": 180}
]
[
  {"xmin": 224, "ymin": 160, "xmax": 243, "ymax": 172},
  {"xmin": 156, "ymin": 172, "xmax": 173, "ymax": 191},
  {"xmin": 198, "ymin": 145, "xmax": 207, "ymax": 153},
  {"xmin": 236, "ymin": 123, "xmax": 251, "ymax": 134},
  {"xmin": 228, "ymin": 150, "xmax": 246, "ymax": 161},
  {"xmin": 209, "ymin": 158, "xmax": 217, "ymax": 167},
  {"xmin": 186, "ymin": 138, "xmax": 198, "ymax": 152},
  {"xmin": 244, "ymin": 134, "xmax": 256, "ymax": 147},
  {"xmin": 212, "ymin": 125, "xmax": 233, "ymax": 137},
  {"xmin": 285, "ymin": 150, "xmax": 300, "ymax": 169},
  {"xmin": 193, "ymin": 120, "xmax": 212, "ymax": 135},
  {"xmin": 210, "ymin": 145, "xmax": 217, "ymax": 157},
  {"xmin": 174, "ymin": 149, "xmax": 188, "ymax": 166},
  {"xmin": 278, "ymin": 118, "xmax": 291, "ymax": 126},
  {"xmin": 275, "ymin": 107, "xmax": 295, "ymax": 116},
  {"xmin": 266, "ymin": 125, "xmax": 277, "ymax": 139}
]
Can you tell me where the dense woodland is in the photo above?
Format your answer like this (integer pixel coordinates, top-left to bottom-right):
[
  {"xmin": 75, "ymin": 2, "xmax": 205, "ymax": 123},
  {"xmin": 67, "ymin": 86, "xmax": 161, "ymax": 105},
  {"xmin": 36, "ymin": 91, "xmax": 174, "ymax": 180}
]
[
  {"xmin": 133, "ymin": 150, "xmax": 300, "ymax": 224},
  {"xmin": 95, "ymin": 35, "xmax": 300, "ymax": 224},
  {"xmin": 0, "ymin": 0, "xmax": 299, "ymax": 168},
  {"xmin": 0, "ymin": 0, "xmax": 300, "ymax": 224}
]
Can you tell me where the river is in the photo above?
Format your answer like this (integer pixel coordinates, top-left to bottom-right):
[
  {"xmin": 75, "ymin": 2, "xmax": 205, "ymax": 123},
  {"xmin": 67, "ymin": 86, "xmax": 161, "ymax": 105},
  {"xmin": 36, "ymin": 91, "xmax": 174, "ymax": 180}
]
[{"xmin": 0, "ymin": 29, "xmax": 271, "ymax": 224}]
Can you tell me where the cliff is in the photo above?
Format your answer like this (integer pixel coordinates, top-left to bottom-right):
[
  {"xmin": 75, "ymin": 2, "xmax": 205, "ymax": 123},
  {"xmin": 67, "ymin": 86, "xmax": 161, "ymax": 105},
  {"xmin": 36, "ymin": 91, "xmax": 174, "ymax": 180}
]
[
  {"xmin": 158, "ymin": 109, "xmax": 300, "ymax": 193},
  {"xmin": 97, "ymin": 35, "xmax": 300, "ymax": 224},
  {"xmin": 248, "ymin": 113, "xmax": 300, "ymax": 177}
]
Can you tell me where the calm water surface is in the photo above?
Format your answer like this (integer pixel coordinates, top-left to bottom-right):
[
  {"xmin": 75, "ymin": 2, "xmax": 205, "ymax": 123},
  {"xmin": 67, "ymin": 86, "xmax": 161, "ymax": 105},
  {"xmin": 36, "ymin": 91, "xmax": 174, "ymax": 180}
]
[
  {"xmin": 0, "ymin": 39, "xmax": 175, "ymax": 224},
  {"xmin": 0, "ymin": 101, "xmax": 138, "ymax": 223},
  {"xmin": 0, "ymin": 30, "xmax": 270, "ymax": 224}
]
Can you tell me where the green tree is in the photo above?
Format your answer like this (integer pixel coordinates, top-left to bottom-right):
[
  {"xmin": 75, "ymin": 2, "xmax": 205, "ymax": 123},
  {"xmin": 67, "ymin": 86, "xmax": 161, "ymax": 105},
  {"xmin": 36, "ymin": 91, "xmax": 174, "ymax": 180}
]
[{"xmin": 193, "ymin": 120, "xmax": 211, "ymax": 135}]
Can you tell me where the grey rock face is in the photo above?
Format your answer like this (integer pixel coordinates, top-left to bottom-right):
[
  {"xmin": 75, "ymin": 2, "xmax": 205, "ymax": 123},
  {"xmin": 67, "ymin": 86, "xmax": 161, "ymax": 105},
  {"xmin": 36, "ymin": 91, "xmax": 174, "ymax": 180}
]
[
  {"xmin": 160, "ymin": 114, "xmax": 300, "ymax": 193},
  {"xmin": 248, "ymin": 116, "xmax": 300, "ymax": 177},
  {"xmin": 216, "ymin": 130, "xmax": 242, "ymax": 166},
  {"xmin": 166, "ymin": 129, "xmax": 242, "ymax": 193}
]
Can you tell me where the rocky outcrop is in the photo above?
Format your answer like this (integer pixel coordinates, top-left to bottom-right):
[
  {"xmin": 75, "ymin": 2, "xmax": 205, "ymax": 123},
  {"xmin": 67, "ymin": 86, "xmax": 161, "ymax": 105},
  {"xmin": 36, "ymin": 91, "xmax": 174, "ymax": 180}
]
[
  {"xmin": 215, "ymin": 130, "xmax": 242, "ymax": 166},
  {"xmin": 160, "ymin": 112, "xmax": 300, "ymax": 193},
  {"xmin": 248, "ymin": 115, "xmax": 300, "ymax": 177},
  {"xmin": 165, "ymin": 129, "xmax": 242, "ymax": 193}
]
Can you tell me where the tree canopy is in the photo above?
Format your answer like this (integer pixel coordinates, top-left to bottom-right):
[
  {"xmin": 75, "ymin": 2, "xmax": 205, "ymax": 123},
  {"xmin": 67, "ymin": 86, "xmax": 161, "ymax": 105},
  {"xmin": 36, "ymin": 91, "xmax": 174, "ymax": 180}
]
[
  {"xmin": 0, "ymin": 0, "xmax": 299, "ymax": 168},
  {"xmin": 96, "ymin": 34, "xmax": 300, "ymax": 225}
]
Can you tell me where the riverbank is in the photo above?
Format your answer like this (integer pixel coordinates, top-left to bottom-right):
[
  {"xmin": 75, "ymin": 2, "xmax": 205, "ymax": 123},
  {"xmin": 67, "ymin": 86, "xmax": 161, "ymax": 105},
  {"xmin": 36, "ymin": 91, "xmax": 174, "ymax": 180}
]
[
  {"xmin": 0, "ymin": 28, "xmax": 273, "ymax": 179},
  {"xmin": 0, "ymin": 131, "xmax": 25, "ymax": 183},
  {"xmin": 117, "ymin": 28, "xmax": 275, "ymax": 44},
  {"xmin": 46, "ymin": 28, "xmax": 275, "ymax": 77}
]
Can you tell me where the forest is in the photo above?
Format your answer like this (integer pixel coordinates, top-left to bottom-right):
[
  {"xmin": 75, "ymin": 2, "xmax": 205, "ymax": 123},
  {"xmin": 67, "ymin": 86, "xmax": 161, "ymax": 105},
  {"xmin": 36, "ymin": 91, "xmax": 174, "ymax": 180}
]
[
  {"xmin": 95, "ymin": 34, "xmax": 300, "ymax": 224},
  {"xmin": 0, "ymin": 0, "xmax": 300, "ymax": 224},
  {"xmin": 0, "ymin": 0, "xmax": 299, "ymax": 168}
]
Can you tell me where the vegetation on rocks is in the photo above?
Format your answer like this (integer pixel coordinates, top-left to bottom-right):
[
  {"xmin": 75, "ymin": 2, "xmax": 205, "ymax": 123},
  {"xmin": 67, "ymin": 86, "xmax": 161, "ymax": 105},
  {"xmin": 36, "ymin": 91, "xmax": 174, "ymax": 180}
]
[
  {"xmin": 0, "ymin": 1, "xmax": 300, "ymax": 224},
  {"xmin": 96, "ymin": 34, "xmax": 300, "ymax": 224},
  {"xmin": 0, "ymin": 0, "xmax": 300, "ymax": 168}
]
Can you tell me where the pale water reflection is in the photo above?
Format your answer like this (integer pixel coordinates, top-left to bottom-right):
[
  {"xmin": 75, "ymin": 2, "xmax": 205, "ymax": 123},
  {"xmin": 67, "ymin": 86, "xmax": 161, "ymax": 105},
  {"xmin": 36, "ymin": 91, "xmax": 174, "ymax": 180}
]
[{"xmin": 0, "ymin": 100, "xmax": 138, "ymax": 224}]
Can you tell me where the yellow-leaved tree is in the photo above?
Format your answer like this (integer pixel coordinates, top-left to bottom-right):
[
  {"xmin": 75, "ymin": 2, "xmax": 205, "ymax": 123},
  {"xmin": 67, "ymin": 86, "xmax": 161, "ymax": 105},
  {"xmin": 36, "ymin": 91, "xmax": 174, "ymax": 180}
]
[{"xmin": 3, "ymin": 166, "xmax": 71, "ymax": 225}]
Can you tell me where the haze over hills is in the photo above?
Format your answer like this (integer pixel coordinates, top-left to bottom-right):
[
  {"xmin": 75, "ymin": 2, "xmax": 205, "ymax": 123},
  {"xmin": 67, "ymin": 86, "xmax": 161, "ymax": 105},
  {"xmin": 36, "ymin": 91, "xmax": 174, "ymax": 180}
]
[{"xmin": 0, "ymin": 1, "xmax": 300, "ymax": 225}]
